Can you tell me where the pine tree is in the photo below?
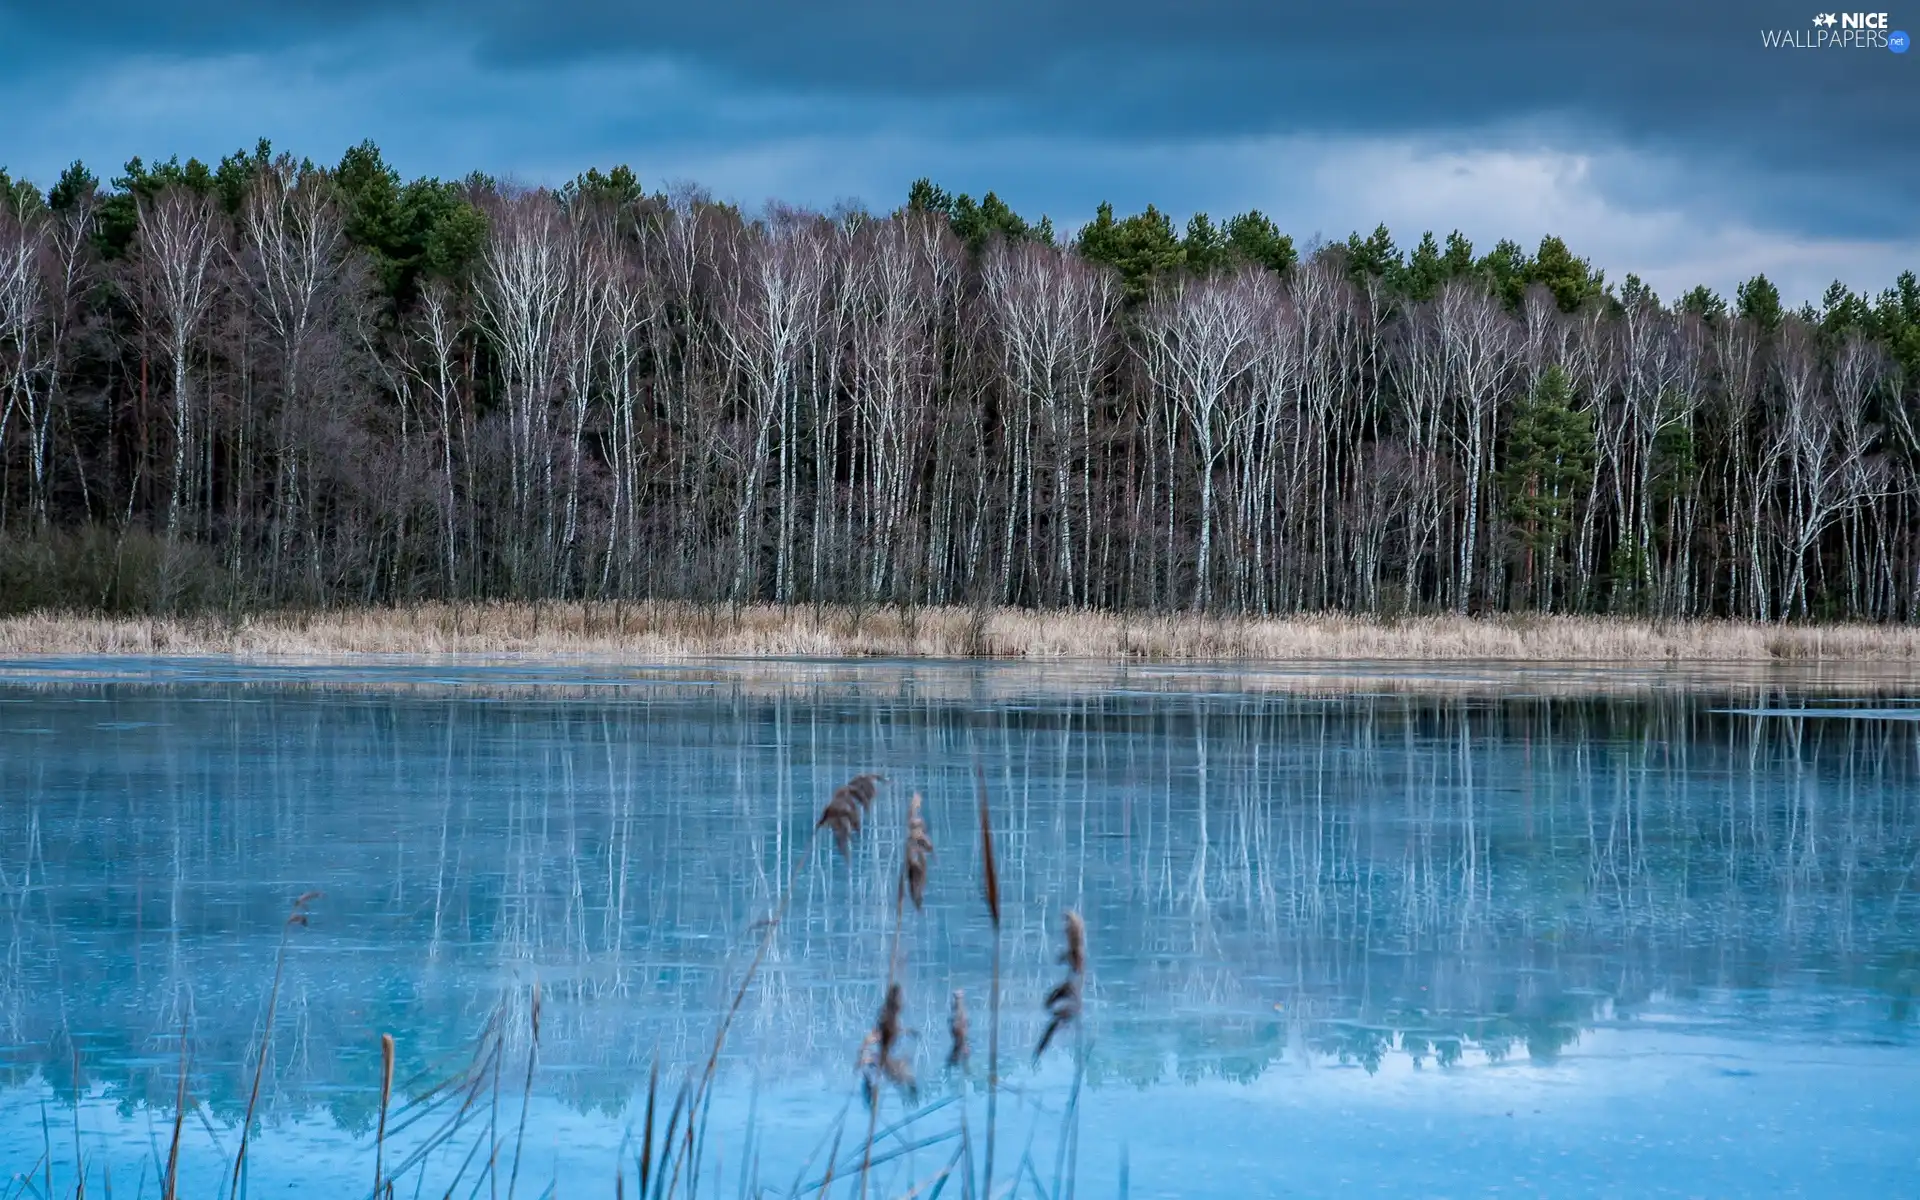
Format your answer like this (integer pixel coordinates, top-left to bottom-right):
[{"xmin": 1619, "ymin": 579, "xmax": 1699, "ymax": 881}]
[{"xmin": 1502, "ymin": 365, "xmax": 1595, "ymax": 609}]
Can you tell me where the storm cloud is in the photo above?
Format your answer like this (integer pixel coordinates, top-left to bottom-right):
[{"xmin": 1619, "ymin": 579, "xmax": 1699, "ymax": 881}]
[{"xmin": 0, "ymin": 0, "xmax": 1912, "ymax": 300}]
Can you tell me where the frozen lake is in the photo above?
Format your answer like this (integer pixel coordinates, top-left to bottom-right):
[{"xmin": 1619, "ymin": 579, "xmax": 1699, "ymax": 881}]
[{"xmin": 3, "ymin": 658, "xmax": 1919, "ymax": 1196}]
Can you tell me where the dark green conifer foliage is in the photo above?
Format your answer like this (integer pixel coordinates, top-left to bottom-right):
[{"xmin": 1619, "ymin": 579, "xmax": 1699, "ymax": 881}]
[
  {"xmin": 904, "ymin": 178, "xmax": 1051, "ymax": 252},
  {"xmin": 1873, "ymin": 271, "xmax": 1920, "ymax": 385},
  {"xmin": 336, "ymin": 141, "xmax": 488, "ymax": 307},
  {"xmin": 1502, "ymin": 365, "xmax": 1595, "ymax": 607},
  {"xmin": 1182, "ymin": 212, "xmax": 1227, "ymax": 275},
  {"xmin": 0, "ymin": 168, "xmax": 45, "ymax": 217},
  {"xmin": 1077, "ymin": 202, "xmax": 1185, "ymax": 302},
  {"xmin": 94, "ymin": 154, "xmax": 216, "ymax": 258},
  {"xmin": 562, "ymin": 165, "xmax": 643, "ymax": 211},
  {"xmin": 1222, "ymin": 211, "xmax": 1295, "ymax": 274},
  {"xmin": 1679, "ymin": 285, "xmax": 1726, "ymax": 321},
  {"xmin": 1344, "ymin": 223, "xmax": 1400, "ymax": 281},
  {"xmin": 1403, "ymin": 232, "xmax": 1445, "ymax": 302},
  {"xmin": 214, "ymin": 139, "xmax": 275, "ymax": 215},
  {"xmin": 1530, "ymin": 235, "xmax": 1605, "ymax": 312},
  {"xmin": 1736, "ymin": 274, "xmax": 1783, "ymax": 333},
  {"xmin": 1476, "ymin": 239, "xmax": 1530, "ymax": 309}
]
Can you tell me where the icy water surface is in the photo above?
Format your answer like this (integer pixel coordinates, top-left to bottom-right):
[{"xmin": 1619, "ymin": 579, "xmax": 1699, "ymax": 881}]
[{"xmin": 4, "ymin": 658, "xmax": 1920, "ymax": 1196}]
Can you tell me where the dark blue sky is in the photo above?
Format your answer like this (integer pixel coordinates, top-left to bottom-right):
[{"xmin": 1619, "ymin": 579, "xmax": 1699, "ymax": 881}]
[{"xmin": 1, "ymin": 0, "xmax": 1912, "ymax": 301}]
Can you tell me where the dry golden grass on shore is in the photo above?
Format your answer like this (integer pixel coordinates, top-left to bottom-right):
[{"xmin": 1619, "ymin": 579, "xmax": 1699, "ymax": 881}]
[{"xmin": 4, "ymin": 602, "xmax": 1920, "ymax": 662}]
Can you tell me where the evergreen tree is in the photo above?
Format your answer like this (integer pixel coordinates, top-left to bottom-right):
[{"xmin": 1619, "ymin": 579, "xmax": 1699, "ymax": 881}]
[
  {"xmin": 0, "ymin": 168, "xmax": 45, "ymax": 217},
  {"xmin": 1403, "ymin": 231, "xmax": 1445, "ymax": 302},
  {"xmin": 1222, "ymin": 210, "xmax": 1295, "ymax": 274},
  {"xmin": 1182, "ymin": 212, "xmax": 1227, "ymax": 275},
  {"xmin": 1819, "ymin": 279, "xmax": 1871, "ymax": 339},
  {"xmin": 1529, "ymin": 235, "xmax": 1604, "ymax": 312},
  {"xmin": 905, "ymin": 177, "xmax": 951, "ymax": 216},
  {"xmin": 1736, "ymin": 274, "xmax": 1783, "ymax": 332},
  {"xmin": 97, "ymin": 154, "xmax": 216, "ymax": 257},
  {"xmin": 1502, "ymin": 365, "xmax": 1595, "ymax": 608},
  {"xmin": 1477, "ymin": 238, "xmax": 1531, "ymax": 309},
  {"xmin": 1679, "ymin": 285, "xmax": 1726, "ymax": 321},
  {"xmin": 337, "ymin": 141, "xmax": 487, "ymax": 307},
  {"xmin": 561, "ymin": 165, "xmax": 642, "ymax": 211},
  {"xmin": 1619, "ymin": 273, "xmax": 1659, "ymax": 313},
  {"xmin": 905, "ymin": 179, "xmax": 1050, "ymax": 252},
  {"xmin": 1077, "ymin": 202, "xmax": 1185, "ymax": 302},
  {"xmin": 1872, "ymin": 271, "xmax": 1920, "ymax": 385},
  {"xmin": 1344, "ymin": 223, "xmax": 1400, "ymax": 281},
  {"xmin": 214, "ymin": 138, "xmax": 276, "ymax": 215},
  {"xmin": 1441, "ymin": 231, "xmax": 1476, "ymax": 278}
]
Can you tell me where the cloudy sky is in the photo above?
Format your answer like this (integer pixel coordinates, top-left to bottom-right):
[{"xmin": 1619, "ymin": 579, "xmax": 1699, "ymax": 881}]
[{"xmin": 0, "ymin": 0, "xmax": 1911, "ymax": 303}]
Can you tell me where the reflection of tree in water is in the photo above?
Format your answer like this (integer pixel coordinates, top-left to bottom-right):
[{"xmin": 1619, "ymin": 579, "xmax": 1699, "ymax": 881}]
[{"xmin": 3, "ymin": 676, "xmax": 1919, "ymax": 1126}]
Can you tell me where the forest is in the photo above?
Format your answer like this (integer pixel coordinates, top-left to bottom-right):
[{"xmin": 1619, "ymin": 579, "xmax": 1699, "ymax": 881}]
[{"xmin": 1, "ymin": 139, "xmax": 1917, "ymax": 621}]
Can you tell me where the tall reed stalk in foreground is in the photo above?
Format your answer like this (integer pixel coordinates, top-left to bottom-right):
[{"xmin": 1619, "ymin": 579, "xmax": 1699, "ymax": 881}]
[
  {"xmin": 230, "ymin": 891, "xmax": 321, "ymax": 1198},
  {"xmin": 372, "ymin": 1032, "xmax": 395, "ymax": 1199},
  {"xmin": 972, "ymin": 760, "xmax": 1003, "ymax": 1200},
  {"xmin": 506, "ymin": 982, "xmax": 542, "ymax": 1200},
  {"xmin": 947, "ymin": 988, "xmax": 973, "ymax": 1200},
  {"xmin": 677, "ymin": 773, "xmax": 884, "ymax": 1195},
  {"xmin": 161, "ymin": 1006, "xmax": 189, "ymax": 1200},
  {"xmin": 1037, "ymin": 911, "xmax": 1088, "ymax": 1200},
  {"xmin": 354, "ymin": 1009, "xmax": 508, "ymax": 1199},
  {"xmin": 71, "ymin": 1046, "xmax": 86, "ymax": 1200},
  {"xmin": 857, "ymin": 793, "xmax": 933, "ymax": 1199},
  {"xmin": 132, "ymin": 769, "xmax": 1105, "ymax": 1199}
]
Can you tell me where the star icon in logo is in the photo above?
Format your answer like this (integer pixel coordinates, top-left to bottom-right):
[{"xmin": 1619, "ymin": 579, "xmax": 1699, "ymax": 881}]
[{"xmin": 1813, "ymin": 11, "xmax": 1838, "ymax": 25}]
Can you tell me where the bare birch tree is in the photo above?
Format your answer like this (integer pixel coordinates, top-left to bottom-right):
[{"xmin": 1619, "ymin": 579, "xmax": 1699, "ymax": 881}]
[
  {"xmin": 1139, "ymin": 270, "xmax": 1272, "ymax": 610},
  {"xmin": 133, "ymin": 186, "xmax": 222, "ymax": 542},
  {"xmin": 714, "ymin": 211, "xmax": 826, "ymax": 602}
]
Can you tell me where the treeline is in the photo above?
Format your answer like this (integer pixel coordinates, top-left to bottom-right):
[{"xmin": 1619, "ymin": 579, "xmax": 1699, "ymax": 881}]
[{"xmin": 1, "ymin": 140, "xmax": 1917, "ymax": 619}]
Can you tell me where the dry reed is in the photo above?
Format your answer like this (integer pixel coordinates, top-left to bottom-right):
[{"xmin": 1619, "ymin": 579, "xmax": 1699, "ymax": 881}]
[
  {"xmin": 373, "ymin": 1032, "xmax": 395, "ymax": 1199},
  {"xmin": 973, "ymin": 758, "xmax": 1004, "ymax": 1200},
  {"xmin": 857, "ymin": 983, "xmax": 915, "ymax": 1107},
  {"xmin": 118, "ymin": 762, "xmax": 1105, "ymax": 1199},
  {"xmin": 901, "ymin": 793, "xmax": 933, "ymax": 912},
  {"xmin": 230, "ymin": 890, "xmax": 321, "ymax": 1198},
  {"xmin": 1036, "ymin": 912, "xmax": 1087, "ymax": 1060},
  {"xmin": 946, "ymin": 991, "xmax": 970, "ymax": 1070},
  {"xmin": 862, "ymin": 780, "xmax": 935, "ymax": 1200},
  {"xmin": 636, "ymin": 1058, "xmax": 659, "ymax": 1200},
  {"xmin": 506, "ymin": 981, "xmax": 541, "ymax": 1200},
  {"xmin": 818, "ymin": 774, "xmax": 885, "ymax": 858},
  {"xmin": 14, "ymin": 602, "xmax": 1920, "ymax": 662},
  {"xmin": 106, "ymin": 762, "xmax": 1114, "ymax": 1200},
  {"xmin": 161, "ymin": 1008, "xmax": 189, "ymax": 1200},
  {"xmin": 70, "ymin": 1047, "xmax": 84, "ymax": 1200},
  {"xmin": 360, "ymin": 1003, "xmax": 507, "ymax": 1197},
  {"xmin": 680, "ymin": 770, "xmax": 889, "ymax": 1200}
]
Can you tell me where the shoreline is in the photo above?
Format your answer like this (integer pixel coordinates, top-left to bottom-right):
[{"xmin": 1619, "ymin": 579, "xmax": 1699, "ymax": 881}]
[{"xmin": 5, "ymin": 603, "xmax": 1920, "ymax": 663}]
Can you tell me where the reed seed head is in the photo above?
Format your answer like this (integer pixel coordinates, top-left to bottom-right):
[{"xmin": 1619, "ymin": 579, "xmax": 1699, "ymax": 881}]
[
  {"xmin": 903, "ymin": 792, "xmax": 934, "ymax": 911},
  {"xmin": 858, "ymin": 981, "xmax": 916, "ymax": 1104},
  {"xmin": 1060, "ymin": 910, "xmax": 1086, "ymax": 976},
  {"xmin": 286, "ymin": 890, "xmax": 323, "ymax": 927},
  {"xmin": 973, "ymin": 762, "xmax": 1001, "ymax": 929},
  {"xmin": 947, "ymin": 989, "xmax": 970, "ymax": 1069},
  {"xmin": 1035, "ymin": 909, "xmax": 1087, "ymax": 1061},
  {"xmin": 818, "ymin": 772, "xmax": 887, "ymax": 857}
]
